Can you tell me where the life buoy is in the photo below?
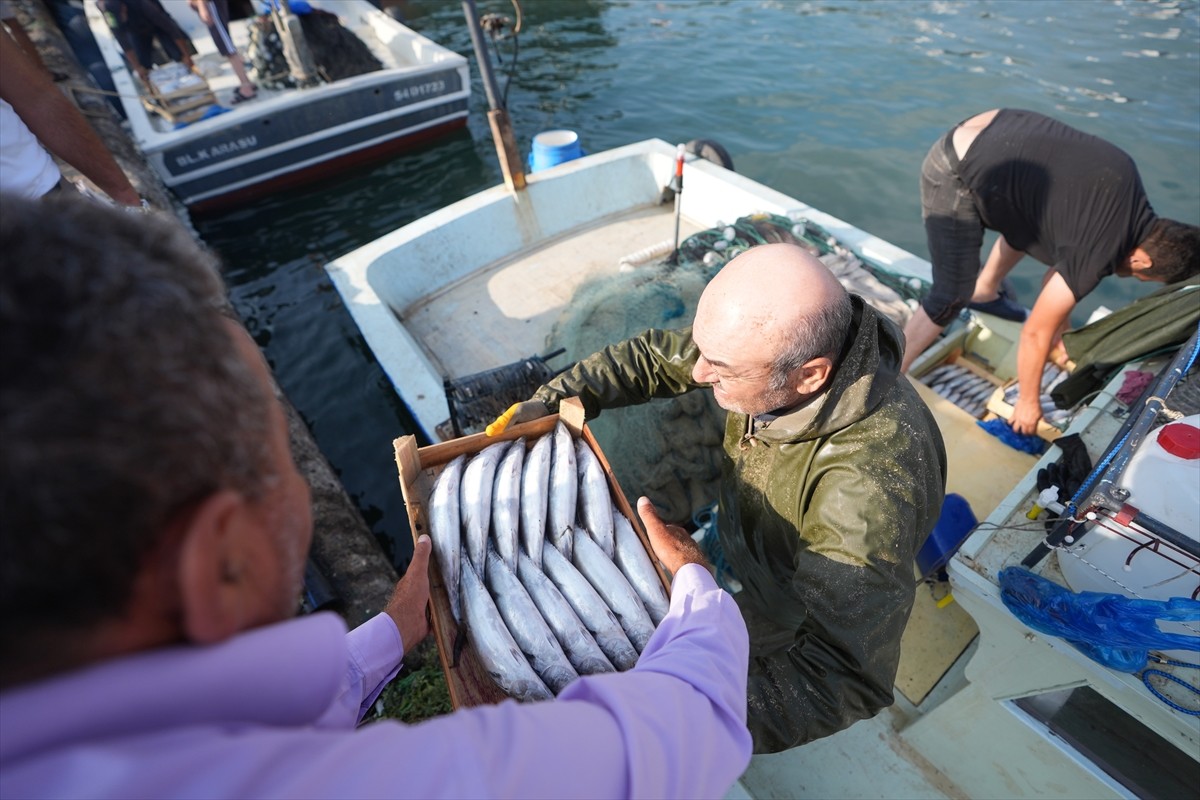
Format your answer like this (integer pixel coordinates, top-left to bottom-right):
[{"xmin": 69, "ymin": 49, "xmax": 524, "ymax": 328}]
[{"xmin": 685, "ymin": 139, "xmax": 734, "ymax": 171}]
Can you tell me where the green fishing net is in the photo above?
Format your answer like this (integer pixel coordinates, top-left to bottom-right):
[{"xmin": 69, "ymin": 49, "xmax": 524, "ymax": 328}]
[{"xmin": 548, "ymin": 212, "xmax": 927, "ymax": 524}]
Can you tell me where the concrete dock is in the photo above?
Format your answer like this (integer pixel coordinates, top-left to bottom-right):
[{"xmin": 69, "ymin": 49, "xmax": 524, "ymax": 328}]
[{"xmin": 11, "ymin": 0, "xmax": 400, "ymax": 629}]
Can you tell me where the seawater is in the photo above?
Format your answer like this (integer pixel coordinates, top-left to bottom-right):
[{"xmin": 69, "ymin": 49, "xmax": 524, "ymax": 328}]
[{"xmin": 195, "ymin": 0, "xmax": 1200, "ymax": 570}]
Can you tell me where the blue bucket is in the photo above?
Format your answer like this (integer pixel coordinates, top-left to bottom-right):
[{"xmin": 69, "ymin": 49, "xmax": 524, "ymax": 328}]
[
  {"xmin": 528, "ymin": 129, "xmax": 584, "ymax": 173},
  {"xmin": 917, "ymin": 493, "xmax": 978, "ymax": 578}
]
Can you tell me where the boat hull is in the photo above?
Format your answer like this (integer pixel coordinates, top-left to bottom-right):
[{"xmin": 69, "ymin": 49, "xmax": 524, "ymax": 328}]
[{"xmin": 83, "ymin": 0, "xmax": 469, "ymax": 210}]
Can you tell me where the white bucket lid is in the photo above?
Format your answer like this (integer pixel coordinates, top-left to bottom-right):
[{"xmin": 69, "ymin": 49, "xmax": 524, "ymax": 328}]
[{"xmin": 533, "ymin": 130, "xmax": 580, "ymax": 148}]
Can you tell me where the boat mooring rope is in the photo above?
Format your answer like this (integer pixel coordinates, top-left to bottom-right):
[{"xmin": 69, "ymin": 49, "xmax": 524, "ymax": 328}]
[{"xmin": 1141, "ymin": 657, "xmax": 1200, "ymax": 716}]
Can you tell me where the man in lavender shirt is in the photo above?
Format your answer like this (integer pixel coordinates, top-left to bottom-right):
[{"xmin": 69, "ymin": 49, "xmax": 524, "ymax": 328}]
[{"xmin": 0, "ymin": 195, "xmax": 752, "ymax": 799}]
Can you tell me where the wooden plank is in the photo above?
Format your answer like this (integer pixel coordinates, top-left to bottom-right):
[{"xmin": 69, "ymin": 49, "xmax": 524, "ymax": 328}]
[{"xmin": 985, "ymin": 387, "xmax": 1064, "ymax": 442}]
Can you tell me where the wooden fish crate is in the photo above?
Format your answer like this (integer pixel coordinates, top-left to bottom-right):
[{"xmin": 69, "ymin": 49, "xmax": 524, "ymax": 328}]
[
  {"xmin": 913, "ymin": 347, "xmax": 1004, "ymax": 417},
  {"xmin": 140, "ymin": 64, "xmax": 217, "ymax": 126},
  {"xmin": 393, "ymin": 397, "xmax": 670, "ymax": 709},
  {"xmin": 985, "ymin": 381, "xmax": 1065, "ymax": 443}
]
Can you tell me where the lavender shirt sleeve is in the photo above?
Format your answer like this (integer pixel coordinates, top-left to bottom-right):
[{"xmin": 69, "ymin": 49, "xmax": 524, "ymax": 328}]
[
  {"xmin": 313, "ymin": 612, "xmax": 405, "ymax": 729},
  {"xmin": 0, "ymin": 563, "xmax": 750, "ymax": 799},
  {"xmin": 336, "ymin": 562, "xmax": 754, "ymax": 799}
]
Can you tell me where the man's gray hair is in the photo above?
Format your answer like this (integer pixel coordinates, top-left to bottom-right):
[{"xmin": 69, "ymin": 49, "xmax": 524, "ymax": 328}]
[
  {"xmin": 768, "ymin": 288, "xmax": 853, "ymax": 390},
  {"xmin": 0, "ymin": 194, "xmax": 271, "ymax": 648}
]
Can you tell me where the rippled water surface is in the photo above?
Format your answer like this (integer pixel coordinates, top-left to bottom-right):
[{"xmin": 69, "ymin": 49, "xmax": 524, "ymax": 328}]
[{"xmin": 195, "ymin": 0, "xmax": 1200, "ymax": 570}]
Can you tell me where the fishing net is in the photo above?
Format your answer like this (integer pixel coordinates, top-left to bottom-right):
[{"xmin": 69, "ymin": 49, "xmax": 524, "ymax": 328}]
[{"xmin": 548, "ymin": 212, "xmax": 928, "ymax": 525}]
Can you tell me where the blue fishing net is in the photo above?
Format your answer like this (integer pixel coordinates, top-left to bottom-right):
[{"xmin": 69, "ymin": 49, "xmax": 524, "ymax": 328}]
[
  {"xmin": 976, "ymin": 418, "xmax": 1047, "ymax": 455},
  {"xmin": 998, "ymin": 567, "xmax": 1200, "ymax": 672}
]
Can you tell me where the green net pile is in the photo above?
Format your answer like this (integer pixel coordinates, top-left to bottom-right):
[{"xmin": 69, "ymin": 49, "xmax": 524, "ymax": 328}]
[{"xmin": 548, "ymin": 212, "xmax": 928, "ymax": 525}]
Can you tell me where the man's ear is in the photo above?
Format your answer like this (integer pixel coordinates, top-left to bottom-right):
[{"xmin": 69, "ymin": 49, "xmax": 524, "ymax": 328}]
[
  {"xmin": 795, "ymin": 357, "xmax": 834, "ymax": 395},
  {"xmin": 176, "ymin": 489, "xmax": 254, "ymax": 645},
  {"xmin": 1129, "ymin": 246, "xmax": 1153, "ymax": 272}
]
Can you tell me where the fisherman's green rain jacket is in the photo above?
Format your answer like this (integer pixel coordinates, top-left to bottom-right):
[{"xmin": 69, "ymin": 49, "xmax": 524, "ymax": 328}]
[{"xmin": 534, "ymin": 296, "xmax": 947, "ymax": 753}]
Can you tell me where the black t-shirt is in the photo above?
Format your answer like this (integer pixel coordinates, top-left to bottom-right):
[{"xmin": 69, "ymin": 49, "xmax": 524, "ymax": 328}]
[{"xmin": 958, "ymin": 109, "xmax": 1158, "ymax": 300}]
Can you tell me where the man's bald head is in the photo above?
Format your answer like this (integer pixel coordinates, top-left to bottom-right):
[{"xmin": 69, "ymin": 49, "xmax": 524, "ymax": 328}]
[
  {"xmin": 692, "ymin": 243, "xmax": 853, "ymax": 415},
  {"xmin": 700, "ymin": 243, "xmax": 850, "ymax": 370}
]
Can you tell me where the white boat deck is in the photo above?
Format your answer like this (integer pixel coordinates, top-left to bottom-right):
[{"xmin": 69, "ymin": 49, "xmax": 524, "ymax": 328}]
[{"xmin": 406, "ymin": 203, "xmax": 702, "ymax": 378}]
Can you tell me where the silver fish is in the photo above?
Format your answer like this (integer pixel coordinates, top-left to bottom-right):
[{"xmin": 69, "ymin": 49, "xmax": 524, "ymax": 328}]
[
  {"xmin": 935, "ymin": 368, "xmax": 974, "ymax": 393},
  {"xmin": 1044, "ymin": 369, "xmax": 1069, "ymax": 394},
  {"xmin": 612, "ymin": 510, "xmax": 670, "ymax": 625},
  {"xmin": 428, "ymin": 455, "xmax": 465, "ymax": 622},
  {"xmin": 491, "ymin": 438, "xmax": 525, "ymax": 572},
  {"xmin": 541, "ymin": 541, "xmax": 639, "ymax": 670},
  {"xmin": 485, "ymin": 548, "xmax": 579, "ymax": 694},
  {"xmin": 575, "ymin": 438, "xmax": 615, "ymax": 558},
  {"xmin": 572, "ymin": 526, "xmax": 656, "ymax": 653},
  {"xmin": 547, "ymin": 421, "xmax": 578, "ymax": 559},
  {"xmin": 459, "ymin": 557, "xmax": 552, "ymax": 702},
  {"xmin": 461, "ymin": 440, "xmax": 508, "ymax": 578},
  {"xmin": 968, "ymin": 381, "xmax": 997, "ymax": 403},
  {"xmin": 517, "ymin": 551, "xmax": 614, "ymax": 676},
  {"xmin": 921, "ymin": 364, "xmax": 956, "ymax": 385},
  {"xmin": 521, "ymin": 433, "xmax": 552, "ymax": 568}
]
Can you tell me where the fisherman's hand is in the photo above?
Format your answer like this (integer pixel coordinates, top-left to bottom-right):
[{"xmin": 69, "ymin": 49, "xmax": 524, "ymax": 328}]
[
  {"xmin": 485, "ymin": 399, "xmax": 551, "ymax": 436},
  {"xmin": 1010, "ymin": 396, "xmax": 1043, "ymax": 436},
  {"xmin": 384, "ymin": 534, "xmax": 432, "ymax": 652},
  {"xmin": 637, "ymin": 496, "xmax": 710, "ymax": 579}
]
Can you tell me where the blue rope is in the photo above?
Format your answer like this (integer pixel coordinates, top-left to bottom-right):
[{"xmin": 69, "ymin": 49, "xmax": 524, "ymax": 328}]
[
  {"xmin": 1067, "ymin": 428, "xmax": 1130, "ymax": 513},
  {"xmin": 1182, "ymin": 323, "xmax": 1200, "ymax": 374},
  {"xmin": 1141, "ymin": 657, "xmax": 1200, "ymax": 716}
]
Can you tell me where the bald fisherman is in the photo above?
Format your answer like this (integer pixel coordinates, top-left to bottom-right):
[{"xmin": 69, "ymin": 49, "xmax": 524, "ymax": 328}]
[
  {"xmin": 491, "ymin": 243, "xmax": 948, "ymax": 753},
  {"xmin": 902, "ymin": 108, "xmax": 1200, "ymax": 434}
]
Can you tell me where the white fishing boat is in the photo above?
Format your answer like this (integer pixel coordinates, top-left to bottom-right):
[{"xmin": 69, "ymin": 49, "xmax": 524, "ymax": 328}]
[
  {"xmin": 324, "ymin": 1, "xmax": 1198, "ymax": 792},
  {"xmin": 326, "ymin": 133, "xmax": 1200, "ymax": 797},
  {"xmin": 83, "ymin": 0, "xmax": 469, "ymax": 213}
]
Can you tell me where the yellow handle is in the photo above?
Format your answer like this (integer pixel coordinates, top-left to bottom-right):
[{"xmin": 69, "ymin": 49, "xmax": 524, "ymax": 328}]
[
  {"xmin": 485, "ymin": 403, "xmax": 521, "ymax": 437},
  {"xmin": 935, "ymin": 592, "xmax": 955, "ymax": 609}
]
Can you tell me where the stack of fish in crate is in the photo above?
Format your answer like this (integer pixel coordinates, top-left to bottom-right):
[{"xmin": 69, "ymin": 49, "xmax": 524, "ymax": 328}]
[
  {"xmin": 919, "ymin": 361, "xmax": 999, "ymax": 419},
  {"xmin": 395, "ymin": 399, "xmax": 670, "ymax": 706}
]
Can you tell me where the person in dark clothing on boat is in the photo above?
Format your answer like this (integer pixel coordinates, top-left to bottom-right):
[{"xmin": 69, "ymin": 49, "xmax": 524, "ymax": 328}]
[
  {"xmin": 98, "ymin": 0, "xmax": 196, "ymax": 84},
  {"xmin": 902, "ymin": 108, "xmax": 1200, "ymax": 435},
  {"xmin": 188, "ymin": 0, "xmax": 258, "ymax": 103},
  {"xmin": 490, "ymin": 243, "xmax": 949, "ymax": 753}
]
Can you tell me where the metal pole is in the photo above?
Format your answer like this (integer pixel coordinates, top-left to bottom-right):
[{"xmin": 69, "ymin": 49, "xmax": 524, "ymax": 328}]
[{"xmin": 462, "ymin": 0, "xmax": 526, "ymax": 191}]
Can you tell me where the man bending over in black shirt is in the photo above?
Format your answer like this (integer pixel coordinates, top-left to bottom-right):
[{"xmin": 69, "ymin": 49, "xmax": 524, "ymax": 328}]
[{"xmin": 902, "ymin": 108, "xmax": 1199, "ymax": 435}]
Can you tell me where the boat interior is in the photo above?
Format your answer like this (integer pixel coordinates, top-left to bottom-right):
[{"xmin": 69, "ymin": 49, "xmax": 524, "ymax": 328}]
[{"xmin": 327, "ymin": 140, "xmax": 1200, "ymax": 798}]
